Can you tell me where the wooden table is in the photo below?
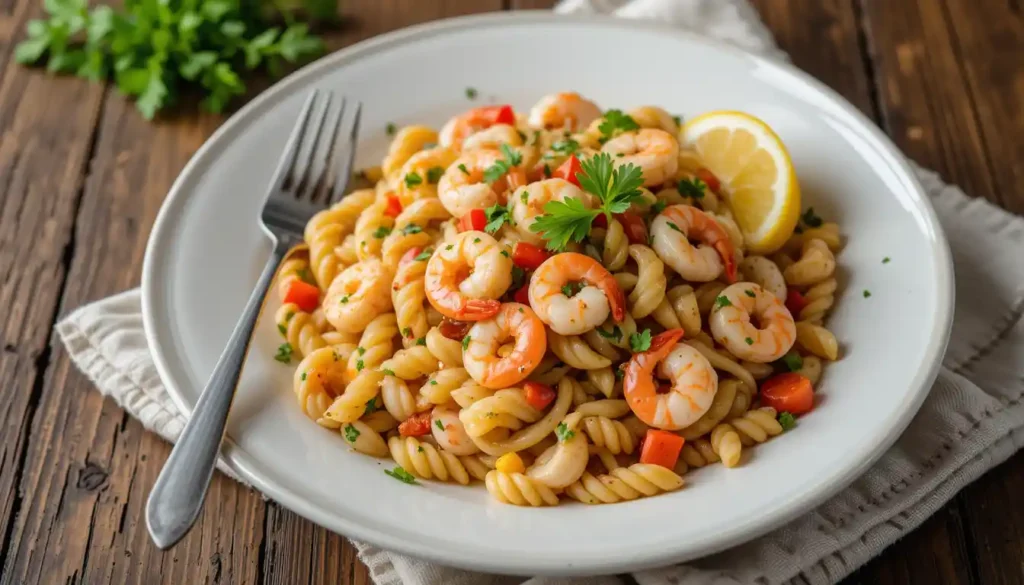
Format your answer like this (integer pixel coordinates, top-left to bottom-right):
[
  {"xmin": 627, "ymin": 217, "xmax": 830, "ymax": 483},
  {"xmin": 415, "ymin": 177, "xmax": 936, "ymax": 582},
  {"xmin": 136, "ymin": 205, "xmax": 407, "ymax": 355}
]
[{"xmin": 1, "ymin": 1, "xmax": 1022, "ymax": 583}]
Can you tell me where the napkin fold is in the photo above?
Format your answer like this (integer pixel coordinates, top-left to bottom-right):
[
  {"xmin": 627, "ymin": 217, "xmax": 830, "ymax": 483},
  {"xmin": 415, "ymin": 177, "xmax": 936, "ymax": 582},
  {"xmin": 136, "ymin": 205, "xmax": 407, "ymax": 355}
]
[{"xmin": 56, "ymin": 1, "xmax": 1024, "ymax": 584}]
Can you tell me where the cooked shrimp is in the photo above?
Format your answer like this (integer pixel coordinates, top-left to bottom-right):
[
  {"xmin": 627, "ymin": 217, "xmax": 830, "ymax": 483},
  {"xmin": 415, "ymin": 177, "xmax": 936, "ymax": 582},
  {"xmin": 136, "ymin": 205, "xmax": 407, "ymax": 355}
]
[
  {"xmin": 628, "ymin": 106, "xmax": 680, "ymax": 135},
  {"xmin": 528, "ymin": 92, "xmax": 602, "ymax": 131},
  {"xmin": 510, "ymin": 178, "xmax": 598, "ymax": 246},
  {"xmin": 601, "ymin": 129, "xmax": 679, "ymax": 187},
  {"xmin": 529, "ymin": 252, "xmax": 626, "ymax": 336},
  {"xmin": 438, "ymin": 149, "xmax": 526, "ymax": 218},
  {"xmin": 709, "ymin": 282, "xmax": 796, "ymax": 363},
  {"xmin": 440, "ymin": 105, "xmax": 515, "ymax": 151},
  {"xmin": 651, "ymin": 204, "xmax": 737, "ymax": 283},
  {"xmin": 462, "ymin": 124, "xmax": 523, "ymax": 152},
  {"xmin": 623, "ymin": 329, "xmax": 719, "ymax": 430},
  {"xmin": 463, "ymin": 303, "xmax": 547, "ymax": 388},
  {"xmin": 425, "ymin": 231, "xmax": 513, "ymax": 321},
  {"xmin": 431, "ymin": 406, "xmax": 480, "ymax": 456},
  {"xmin": 323, "ymin": 259, "xmax": 394, "ymax": 333}
]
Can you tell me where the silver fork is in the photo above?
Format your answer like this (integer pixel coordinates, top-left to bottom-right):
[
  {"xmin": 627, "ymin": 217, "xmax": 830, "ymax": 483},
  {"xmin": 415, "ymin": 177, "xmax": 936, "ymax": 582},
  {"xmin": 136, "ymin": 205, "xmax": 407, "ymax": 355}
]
[{"xmin": 146, "ymin": 90, "xmax": 361, "ymax": 549}]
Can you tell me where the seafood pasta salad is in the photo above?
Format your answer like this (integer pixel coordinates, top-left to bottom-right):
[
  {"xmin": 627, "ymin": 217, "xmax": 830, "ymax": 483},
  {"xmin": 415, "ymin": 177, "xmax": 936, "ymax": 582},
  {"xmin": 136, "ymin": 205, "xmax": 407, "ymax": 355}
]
[{"xmin": 272, "ymin": 92, "xmax": 842, "ymax": 506}]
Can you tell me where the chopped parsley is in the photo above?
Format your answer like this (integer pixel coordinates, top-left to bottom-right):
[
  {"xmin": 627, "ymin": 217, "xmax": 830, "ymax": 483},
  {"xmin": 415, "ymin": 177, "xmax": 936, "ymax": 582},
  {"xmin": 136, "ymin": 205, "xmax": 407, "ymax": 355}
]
[
  {"xmin": 597, "ymin": 109, "xmax": 639, "ymax": 142},
  {"xmin": 386, "ymin": 123, "xmax": 396, "ymax": 136},
  {"xmin": 484, "ymin": 202, "xmax": 512, "ymax": 234},
  {"xmin": 882, "ymin": 257, "xmax": 891, "ymax": 264},
  {"xmin": 402, "ymin": 224, "xmax": 423, "ymax": 235},
  {"xmin": 500, "ymin": 249, "xmax": 510, "ymax": 258},
  {"xmin": 285, "ymin": 310, "xmax": 295, "ymax": 321},
  {"xmin": 462, "ymin": 335, "xmax": 472, "ymax": 350},
  {"xmin": 483, "ymin": 144, "xmax": 523, "ymax": 184},
  {"xmin": 801, "ymin": 207, "xmax": 823, "ymax": 228},
  {"xmin": 404, "ymin": 172, "xmax": 423, "ymax": 189},
  {"xmin": 543, "ymin": 163, "xmax": 552, "ymax": 178},
  {"xmin": 364, "ymin": 397, "xmax": 378, "ymax": 416},
  {"xmin": 435, "ymin": 419, "xmax": 445, "ymax": 431},
  {"xmin": 296, "ymin": 267, "xmax": 315, "ymax": 285},
  {"xmin": 343, "ymin": 424, "xmax": 360, "ymax": 443},
  {"xmin": 745, "ymin": 289, "xmax": 756, "ymax": 298},
  {"xmin": 561, "ymin": 282, "xmax": 583, "ymax": 298},
  {"xmin": 777, "ymin": 351, "xmax": 804, "ymax": 372},
  {"xmin": 414, "ymin": 249, "xmax": 433, "ymax": 261},
  {"xmin": 550, "ymin": 138, "xmax": 580, "ymax": 155},
  {"xmin": 672, "ymin": 115, "xmax": 682, "ymax": 126},
  {"xmin": 777, "ymin": 411, "xmax": 797, "ymax": 431},
  {"xmin": 744, "ymin": 337, "xmax": 754, "ymax": 345},
  {"xmin": 457, "ymin": 163, "xmax": 469, "ymax": 175},
  {"xmin": 445, "ymin": 244, "xmax": 454, "ymax": 251},
  {"xmin": 415, "ymin": 337, "xmax": 427, "ymax": 346},
  {"xmin": 429, "ymin": 379, "xmax": 438, "ymax": 386},
  {"xmin": 555, "ymin": 422, "xmax": 575, "ymax": 442},
  {"xmin": 300, "ymin": 371, "xmax": 307, "ymax": 381},
  {"xmin": 667, "ymin": 222, "xmax": 683, "ymax": 233},
  {"xmin": 629, "ymin": 329, "xmax": 653, "ymax": 352},
  {"xmin": 651, "ymin": 200, "xmax": 667, "ymax": 215},
  {"xmin": 372, "ymin": 226, "xmax": 392, "ymax": 239},
  {"xmin": 340, "ymin": 295, "xmax": 350, "ymax": 304},
  {"xmin": 715, "ymin": 295, "xmax": 732, "ymax": 309},
  {"xmin": 426, "ymin": 166, "xmax": 445, "ymax": 184},
  {"xmin": 677, "ymin": 177, "xmax": 706, "ymax": 199},
  {"xmin": 473, "ymin": 238, "xmax": 481, "ymax": 243},
  {"xmin": 357, "ymin": 346, "xmax": 366, "ymax": 356},
  {"xmin": 277, "ymin": 324, "xmax": 287, "ymax": 335},
  {"xmin": 384, "ymin": 466, "xmax": 419, "ymax": 484},
  {"xmin": 382, "ymin": 368, "xmax": 396, "ymax": 376},
  {"xmin": 465, "ymin": 87, "xmax": 478, "ymax": 100},
  {"xmin": 274, "ymin": 343, "xmax": 293, "ymax": 364},
  {"xmin": 597, "ymin": 325, "xmax": 623, "ymax": 342},
  {"xmin": 402, "ymin": 327, "xmax": 413, "ymax": 338},
  {"xmin": 356, "ymin": 359, "xmax": 365, "ymax": 372},
  {"xmin": 863, "ymin": 289, "xmax": 872, "ymax": 298}
]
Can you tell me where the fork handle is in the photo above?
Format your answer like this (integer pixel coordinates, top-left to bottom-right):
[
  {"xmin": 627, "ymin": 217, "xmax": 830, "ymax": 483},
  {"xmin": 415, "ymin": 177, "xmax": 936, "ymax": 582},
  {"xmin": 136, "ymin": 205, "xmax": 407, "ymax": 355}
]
[{"xmin": 146, "ymin": 239, "xmax": 290, "ymax": 549}]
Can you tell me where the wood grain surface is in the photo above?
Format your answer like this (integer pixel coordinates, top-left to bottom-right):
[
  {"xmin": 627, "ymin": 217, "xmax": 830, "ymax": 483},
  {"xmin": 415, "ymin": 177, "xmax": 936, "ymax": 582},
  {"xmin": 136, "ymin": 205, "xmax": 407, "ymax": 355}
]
[{"xmin": 0, "ymin": 1, "xmax": 1022, "ymax": 584}]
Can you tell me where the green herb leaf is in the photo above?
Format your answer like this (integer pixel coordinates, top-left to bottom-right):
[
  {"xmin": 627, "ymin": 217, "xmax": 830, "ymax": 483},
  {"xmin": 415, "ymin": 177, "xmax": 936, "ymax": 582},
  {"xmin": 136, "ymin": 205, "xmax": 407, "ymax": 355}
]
[
  {"xmin": 364, "ymin": 397, "xmax": 378, "ymax": 416},
  {"xmin": 381, "ymin": 368, "xmax": 396, "ymax": 376},
  {"xmin": 777, "ymin": 351, "xmax": 804, "ymax": 372},
  {"xmin": 677, "ymin": 177, "xmax": 707, "ymax": 199},
  {"xmin": 275, "ymin": 343, "xmax": 293, "ymax": 364},
  {"xmin": 528, "ymin": 197, "xmax": 600, "ymax": 251},
  {"xmin": 650, "ymin": 200, "xmax": 667, "ymax": 215},
  {"xmin": 465, "ymin": 87, "xmax": 478, "ymax": 99},
  {"xmin": 426, "ymin": 166, "xmax": 445, "ymax": 184},
  {"xmin": 715, "ymin": 295, "xmax": 732, "ymax": 309},
  {"xmin": 777, "ymin": 411, "xmax": 797, "ymax": 431},
  {"xmin": 863, "ymin": 289, "xmax": 872, "ymax": 298},
  {"xmin": 801, "ymin": 207, "xmax": 823, "ymax": 228},
  {"xmin": 414, "ymin": 248, "xmax": 433, "ymax": 261},
  {"xmin": 482, "ymin": 144, "xmax": 522, "ymax": 184},
  {"xmin": 629, "ymin": 329, "xmax": 652, "ymax": 352},
  {"xmin": 435, "ymin": 419, "xmax": 445, "ymax": 431},
  {"xmin": 384, "ymin": 466, "xmax": 419, "ymax": 484},
  {"xmin": 343, "ymin": 424, "xmax": 360, "ymax": 442},
  {"xmin": 402, "ymin": 223, "xmax": 423, "ymax": 235},
  {"xmin": 457, "ymin": 163, "xmax": 469, "ymax": 175},
  {"xmin": 484, "ymin": 202, "xmax": 511, "ymax": 234},
  {"xmin": 404, "ymin": 172, "xmax": 423, "ymax": 189},
  {"xmin": 550, "ymin": 138, "xmax": 580, "ymax": 155},
  {"xmin": 882, "ymin": 256, "xmax": 891, "ymax": 264},
  {"xmin": 555, "ymin": 422, "xmax": 575, "ymax": 442},
  {"xmin": 745, "ymin": 337, "xmax": 754, "ymax": 345},
  {"xmin": 462, "ymin": 335, "xmax": 472, "ymax": 351},
  {"xmin": 372, "ymin": 226, "xmax": 392, "ymax": 239},
  {"xmin": 597, "ymin": 325, "xmax": 623, "ymax": 342},
  {"xmin": 415, "ymin": 337, "xmax": 427, "ymax": 346},
  {"xmin": 356, "ymin": 359, "xmax": 364, "ymax": 372},
  {"xmin": 745, "ymin": 289, "xmax": 756, "ymax": 298},
  {"xmin": 386, "ymin": 123, "xmax": 397, "ymax": 136},
  {"xmin": 597, "ymin": 109, "xmax": 639, "ymax": 142}
]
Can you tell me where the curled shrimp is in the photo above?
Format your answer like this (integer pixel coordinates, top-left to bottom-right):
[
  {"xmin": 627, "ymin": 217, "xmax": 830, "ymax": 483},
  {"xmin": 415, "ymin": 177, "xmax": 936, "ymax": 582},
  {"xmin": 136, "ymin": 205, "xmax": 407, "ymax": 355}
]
[
  {"xmin": 651, "ymin": 204, "xmax": 737, "ymax": 283},
  {"xmin": 463, "ymin": 303, "xmax": 547, "ymax": 388},
  {"xmin": 509, "ymin": 178, "xmax": 598, "ymax": 246},
  {"xmin": 528, "ymin": 92, "xmax": 602, "ymax": 131},
  {"xmin": 601, "ymin": 129, "xmax": 679, "ymax": 187},
  {"xmin": 425, "ymin": 231, "xmax": 513, "ymax": 321},
  {"xmin": 438, "ymin": 149, "xmax": 526, "ymax": 218},
  {"xmin": 323, "ymin": 259, "xmax": 394, "ymax": 333},
  {"xmin": 709, "ymin": 282, "xmax": 796, "ymax": 363},
  {"xmin": 440, "ymin": 105, "xmax": 516, "ymax": 151},
  {"xmin": 528, "ymin": 252, "xmax": 626, "ymax": 336},
  {"xmin": 623, "ymin": 329, "xmax": 719, "ymax": 430}
]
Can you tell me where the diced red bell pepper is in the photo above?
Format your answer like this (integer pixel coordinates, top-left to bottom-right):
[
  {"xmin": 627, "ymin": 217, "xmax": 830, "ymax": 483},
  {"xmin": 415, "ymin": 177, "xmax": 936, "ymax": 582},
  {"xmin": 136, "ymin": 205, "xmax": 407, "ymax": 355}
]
[
  {"xmin": 639, "ymin": 430, "xmax": 685, "ymax": 469},
  {"xmin": 478, "ymin": 105, "xmax": 516, "ymax": 126},
  {"xmin": 512, "ymin": 242, "xmax": 550, "ymax": 271},
  {"xmin": 438, "ymin": 317, "xmax": 472, "ymax": 341},
  {"xmin": 282, "ymin": 280, "xmax": 320, "ymax": 312},
  {"xmin": 400, "ymin": 246, "xmax": 423, "ymax": 267},
  {"xmin": 615, "ymin": 212, "xmax": 648, "ymax": 245},
  {"xmin": 523, "ymin": 382, "xmax": 556, "ymax": 410},
  {"xmin": 458, "ymin": 208, "xmax": 487, "ymax": 232},
  {"xmin": 384, "ymin": 194, "xmax": 403, "ymax": 218},
  {"xmin": 760, "ymin": 373, "xmax": 814, "ymax": 415},
  {"xmin": 513, "ymin": 283, "xmax": 531, "ymax": 306},
  {"xmin": 785, "ymin": 287, "xmax": 808, "ymax": 315},
  {"xmin": 398, "ymin": 411, "xmax": 433, "ymax": 437},
  {"xmin": 593, "ymin": 214, "xmax": 608, "ymax": 228},
  {"xmin": 553, "ymin": 155, "xmax": 582, "ymax": 187}
]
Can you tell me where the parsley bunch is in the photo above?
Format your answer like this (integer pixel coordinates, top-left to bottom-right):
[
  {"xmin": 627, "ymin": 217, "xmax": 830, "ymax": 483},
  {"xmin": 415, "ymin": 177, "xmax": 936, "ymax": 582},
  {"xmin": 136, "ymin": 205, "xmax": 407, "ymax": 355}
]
[
  {"xmin": 16, "ymin": 0, "xmax": 332, "ymax": 119},
  {"xmin": 529, "ymin": 152, "xmax": 645, "ymax": 251}
]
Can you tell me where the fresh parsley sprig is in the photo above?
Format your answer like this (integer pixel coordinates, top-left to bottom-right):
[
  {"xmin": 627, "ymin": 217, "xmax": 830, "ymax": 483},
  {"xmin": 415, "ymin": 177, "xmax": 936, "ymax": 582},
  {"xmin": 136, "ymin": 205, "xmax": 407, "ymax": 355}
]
[
  {"xmin": 528, "ymin": 152, "xmax": 645, "ymax": 251},
  {"xmin": 482, "ymin": 144, "xmax": 522, "ymax": 184},
  {"xmin": 597, "ymin": 109, "xmax": 639, "ymax": 143}
]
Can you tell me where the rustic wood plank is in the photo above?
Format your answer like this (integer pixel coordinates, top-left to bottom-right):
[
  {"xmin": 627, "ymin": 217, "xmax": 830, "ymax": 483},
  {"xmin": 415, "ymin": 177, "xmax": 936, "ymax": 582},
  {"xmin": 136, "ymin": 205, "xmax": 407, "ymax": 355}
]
[
  {"xmin": 753, "ymin": 1, "xmax": 976, "ymax": 583},
  {"xmin": 257, "ymin": 2, "xmax": 504, "ymax": 584},
  {"xmin": 0, "ymin": 91, "xmax": 267, "ymax": 584},
  {"xmin": 928, "ymin": 3, "xmax": 1024, "ymax": 581},
  {"xmin": 0, "ymin": 0, "xmax": 107, "ymax": 580}
]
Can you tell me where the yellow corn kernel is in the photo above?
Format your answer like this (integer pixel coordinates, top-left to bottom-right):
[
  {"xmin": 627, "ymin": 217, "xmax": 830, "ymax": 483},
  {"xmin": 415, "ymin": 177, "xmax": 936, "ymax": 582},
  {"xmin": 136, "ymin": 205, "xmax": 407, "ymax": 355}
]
[{"xmin": 495, "ymin": 452, "xmax": 526, "ymax": 474}]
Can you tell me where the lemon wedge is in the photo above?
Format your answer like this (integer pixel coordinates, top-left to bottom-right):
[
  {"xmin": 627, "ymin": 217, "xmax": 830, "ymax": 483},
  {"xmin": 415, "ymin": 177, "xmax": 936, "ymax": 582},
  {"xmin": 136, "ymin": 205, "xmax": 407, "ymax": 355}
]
[{"xmin": 682, "ymin": 111, "xmax": 800, "ymax": 254}]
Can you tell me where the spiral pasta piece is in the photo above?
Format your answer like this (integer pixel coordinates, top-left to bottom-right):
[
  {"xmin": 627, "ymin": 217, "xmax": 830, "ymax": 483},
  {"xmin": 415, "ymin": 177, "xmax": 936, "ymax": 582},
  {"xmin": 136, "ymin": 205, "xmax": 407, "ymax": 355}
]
[
  {"xmin": 354, "ymin": 196, "xmax": 394, "ymax": 262},
  {"xmin": 276, "ymin": 254, "xmax": 313, "ymax": 301},
  {"xmin": 626, "ymin": 244, "xmax": 667, "ymax": 318},
  {"xmin": 349, "ymin": 313, "xmax": 399, "ymax": 377},
  {"xmin": 470, "ymin": 377, "xmax": 574, "ymax": 456},
  {"xmin": 322, "ymin": 369, "xmax": 385, "ymax": 424},
  {"xmin": 419, "ymin": 367, "xmax": 471, "ymax": 405},
  {"xmin": 293, "ymin": 347, "xmax": 344, "ymax": 423},
  {"xmin": 388, "ymin": 436, "xmax": 472, "ymax": 484},
  {"xmin": 694, "ymin": 281, "xmax": 727, "ymax": 317},
  {"xmin": 799, "ymin": 277, "xmax": 837, "ymax": 323},
  {"xmin": 276, "ymin": 303, "xmax": 328, "ymax": 359},
  {"xmin": 425, "ymin": 326, "xmax": 464, "ymax": 367},
  {"xmin": 379, "ymin": 345, "xmax": 440, "ymax": 380},
  {"xmin": 574, "ymin": 399, "xmax": 631, "ymax": 419},
  {"xmin": 451, "ymin": 382, "xmax": 496, "ymax": 408},
  {"xmin": 305, "ymin": 188, "xmax": 376, "ymax": 288},
  {"xmin": 579, "ymin": 416, "xmax": 635, "ymax": 454},
  {"xmin": 339, "ymin": 421, "xmax": 389, "ymax": 457},
  {"xmin": 392, "ymin": 257, "xmax": 429, "ymax": 348},
  {"xmin": 709, "ymin": 423, "xmax": 743, "ymax": 467},
  {"xmin": 565, "ymin": 464, "xmax": 684, "ymax": 504},
  {"xmin": 584, "ymin": 366, "xmax": 616, "ymax": 399},
  {"xmin": 786, "ymin": 222, "xmax": 842, "ymax": 253},
  {"xmin": 601, "ymin": 219, "xmax": 629, "ymax": 271},
  {"xmin": 784, "ymin": 239, "xmax": 836, "ymax": 287},
  {"xmin": 685, "ymin": 339, "xmax": 757, "ymax": 392},
  {"xmin": 798, "ymin": 355, "xmax": 823, "ymax": 385},
  {"xmin": 678, "ymin": 377, "xmax": 741, "ymax": 440},
  {"xmin": 459, "ymin": 388, "xmax": 542, "ymax": 437},
  {"xmin": 650, "ymin": 284, "xmax": 701, "ymax": 337},
  {"xmin": 547, "ymin": 330, "xmax": 612, "ymax": 370},
  {"xmin": 795, "ymin": 322, "xmax": 840, "ymax": 360},
  {"xmin": 380, "ymin": 376, "xmax": 418, "ymax": 421},
  {"xmin": 485, "ymin": 471, "xmax": 560, "ymax": 506},
  {"xmin": 730, "ymin": 407, "xmax": 784, "ymax": 446},
  {"xmin": 382, "ymin": 125, "xmax": 439, "ymax": 184},
  {"xmin": 679, "ymin": 438, "xmax": 719, "ymax": 468}
]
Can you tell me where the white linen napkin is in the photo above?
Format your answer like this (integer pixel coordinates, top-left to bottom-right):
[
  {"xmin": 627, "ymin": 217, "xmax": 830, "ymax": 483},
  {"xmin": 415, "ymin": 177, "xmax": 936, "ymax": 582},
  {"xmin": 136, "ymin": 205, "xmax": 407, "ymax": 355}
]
[{"xmin": 56, "ymin": 1, "xmax": 1024, "ymax": 584}]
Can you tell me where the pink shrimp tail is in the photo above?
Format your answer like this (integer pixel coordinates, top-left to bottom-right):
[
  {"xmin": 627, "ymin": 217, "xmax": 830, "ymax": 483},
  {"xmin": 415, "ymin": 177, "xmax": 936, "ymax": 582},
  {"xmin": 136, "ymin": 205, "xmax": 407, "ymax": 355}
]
[
  {"xmin": 460, "ymin": 298, "xmax": 502, "ymax": 321},
  {"xmin": 719, "ymin": 244, "xmax": 738, "ymax": 283},
  {"xmin": 601, "ymin": 278, "xmax": 627, "ymax": 323}
]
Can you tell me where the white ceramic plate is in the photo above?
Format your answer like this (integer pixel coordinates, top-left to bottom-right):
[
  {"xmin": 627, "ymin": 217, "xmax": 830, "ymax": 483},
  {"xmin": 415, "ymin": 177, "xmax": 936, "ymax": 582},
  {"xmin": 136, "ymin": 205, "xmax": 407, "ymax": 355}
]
[{"xmin": 142, "ymin": 12, "xmax": 954, "ymax": 576}]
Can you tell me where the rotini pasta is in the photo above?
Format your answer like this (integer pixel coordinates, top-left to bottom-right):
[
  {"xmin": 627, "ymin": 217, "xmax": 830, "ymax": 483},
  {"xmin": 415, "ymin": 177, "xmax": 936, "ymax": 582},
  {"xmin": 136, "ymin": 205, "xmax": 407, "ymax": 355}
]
[
  {"xmin": 626, "ymin": 244, "xmax": 667, "ymax": 319},
  {"xmin": 388, "ymin": 436, "xmax": 473, "ymax": 484},
  {"xmin": 565, "ymin": 464, "xmax": 684, "ymax": 504}
]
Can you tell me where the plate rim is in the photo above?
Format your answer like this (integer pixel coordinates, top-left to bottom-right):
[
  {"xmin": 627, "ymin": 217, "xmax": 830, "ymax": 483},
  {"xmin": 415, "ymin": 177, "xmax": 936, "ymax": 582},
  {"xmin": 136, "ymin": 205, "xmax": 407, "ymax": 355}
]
[{"xmin": 141, "ymin": 11, "xmax": 955, "ymax": 575}]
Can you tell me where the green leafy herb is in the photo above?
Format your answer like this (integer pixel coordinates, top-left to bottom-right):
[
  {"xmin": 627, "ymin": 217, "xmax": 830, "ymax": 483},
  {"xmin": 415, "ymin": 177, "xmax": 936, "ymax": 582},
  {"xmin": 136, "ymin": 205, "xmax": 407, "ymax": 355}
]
[
  {"xmin": 381, "ymin": 368, "xmax": 396, "ymax": 376},
  {"xmin": 340, "ymin": 295, "xmax": 349, "ymax": 304},
  {"xmin": 402, "ymin": 224, "xmax": 423, "ymax": 235},
  {"xmin": 277, "ymin": 324, "xmax": 286, "ymax": 335},
  {"xmin": 285, "ymin": 310, "xmax": 295, "ymax": 321},
  {"xmin": 555, "ymin": 422, "xmax": 575, "ymax": 442},
  {"xmin": 401, "ymin": 327, "xmax": 412, "ymax": 338},
  {"xmin": 300, "ymin": 371, "xmax": 307, "ymax": 381},
  {"xmin": 484, "ymin": 202, "xmax": 511, "ymax": 234},
  {"xmin": 415, "ymin": 337, "xmax": 427, "ymax": 346},
  {"xmin": 882, "ymin": 257, "xmax": 891, "ymax": 264},
  {"xmin": 343, "ymin": 424, "xmax": 360, "ymax": 443},
  {"xmin": 715, "ymin": 295, "xmax": 732, "ymax": 308},
  {"xmin": 386, "ymin": 123, "xmax": 396, "ymax": 136},
  {"xmin": 651, "ymin": 200, "xmax": 667, "ymax": 215},
  {"xmin": 462, "ymin": 335, "xmax": 471, "ymax": 350},
  {"xmin": 296, "ymin": 267, "xmax": 315, "ymax": 285},
  {"xmin": 510, "ymin": 265, "xmax": 526, "ymax": 290},
  {"xmin": 445, "ymin": 244, "xmax": 453, "ymax": 251},
  {"xmin": 356, "ymin": 359, "xmax": 364, "ymax": 372},
  {"xmin": 777, "ymin": 411, "xmax": 797, "ymax": 431},
  {"xmin": 543, "ymin": 163, "xmax": 552, "ymax": 178},
  {"xmin": 465, "ymin": 87, "xmax": 478, "ymax": 99},
  {"xmin": 426, "ymin": 166, "xmax": 445, "ymax": 184},
  {"xmin": 473, "ymin": 238, "xmax": 481, "ymax": 243},
  {"xmin": 16, "ymin": 0, "xmax": 327, "ymax": 119},
  {"xmin": 777, "ymin": 351, "xmax": 804, "ymax": 372},
  {"xmin": 500, "ymin": 249, "xmax": 510, "ymax": 258},
  {"xmin": 530, "ymin": 152, "xmax": 644, "ymax": 251},
  {"xmin": 745, "ymin": 289, "xmax": 756, "ymax": 298},
  {"xmin": 275, "ymin": 343, "xmax": 293, "ymax": 364},
  {"xmin": 483, "ymin": 144, "xmax": 522, "ymax": 184},
  {"xmin": 372, "ymin": 226, "xmax": 392, "ymax": 239},
  {"xmin": 801, "ymin": 207, "xmax": 823, "ymax": 228},
  {"xmin": 429, "ymin": 379, "xmax": 438, "ymax": 386},
  {"xmin": 404, "ymin": 172, "xmax": 423, "ymax": 189},
  {"xmin": 667, "ymin": 222, "xmax": 683, "ymax": 233},
  {"xmin": 384, "ymin": 466, "xmax": 419, "ymax": 484},
  {"xmin": 863, "ymin": 289, "xmax": 872, "ymax": 298},
  {"xmin": 550, "ymin": 138, "xmax": 580, "ymax": 155},
  {"xmin": 435, "ymin": 419, "xmax": 445, "ymax": 431},
  {"xmin": 745, "ymin": 337, "xmax": 754, "ymax": 345},
  {"xmin": 457, "ymin": 163, "xmax": 469, "ymax": 175},
  {"xmin": 629, "ymin": 329, "xmax": 653, "ymax": 352},
  {"xmin": 561, "ymin": 282, "xmax": 583, "ymax": 298},
  {"xmin": 364, "ymin": 397, "xmax": 378, "ymax": 416},
  {"xmin": 677, "ymin": 177, "xmax": 707, "ymax": 199},
  {"xmin": 357, "ymin": 346, "xmax": 366, "ymax": 356},
  {"xmin": 597, "ymin": 325, "xmax": 623, "ymax": 342},
  {"xmin": 597, "ymin": 109, "xmax": 639, "ymax": 142},
  {"xmin": 672, "ymin": 115, "xmax": 682, "ymax": 126},
  {"xmin": 414, "ymin": 249, "xmax": 432, "ymax": 261}
]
